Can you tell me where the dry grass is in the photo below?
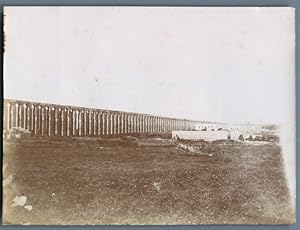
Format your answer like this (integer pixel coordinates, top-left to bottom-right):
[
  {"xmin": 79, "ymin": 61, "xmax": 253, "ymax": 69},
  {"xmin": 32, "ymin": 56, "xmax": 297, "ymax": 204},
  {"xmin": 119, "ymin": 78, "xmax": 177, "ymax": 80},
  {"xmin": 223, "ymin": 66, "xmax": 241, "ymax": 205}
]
[{"xmin": 3, "ymin": 135, "xmax": 294, "ymax": 225}]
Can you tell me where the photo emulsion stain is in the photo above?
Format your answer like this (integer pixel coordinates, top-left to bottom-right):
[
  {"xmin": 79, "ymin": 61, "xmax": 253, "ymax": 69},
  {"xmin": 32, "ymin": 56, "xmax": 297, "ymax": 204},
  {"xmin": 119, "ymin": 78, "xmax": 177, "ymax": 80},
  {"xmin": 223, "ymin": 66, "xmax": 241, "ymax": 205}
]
[{"xmin": 2, "ymin": 7, "xmax": 295, "ymax": 225}]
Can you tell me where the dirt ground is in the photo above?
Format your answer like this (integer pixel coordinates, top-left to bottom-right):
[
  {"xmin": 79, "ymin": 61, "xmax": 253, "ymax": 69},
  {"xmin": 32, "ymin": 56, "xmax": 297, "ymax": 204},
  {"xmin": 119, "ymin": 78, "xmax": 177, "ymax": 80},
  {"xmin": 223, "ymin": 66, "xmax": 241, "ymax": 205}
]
[{"xmin": 3, "ymin": 133, "xmax": 294, "ymax": 225}]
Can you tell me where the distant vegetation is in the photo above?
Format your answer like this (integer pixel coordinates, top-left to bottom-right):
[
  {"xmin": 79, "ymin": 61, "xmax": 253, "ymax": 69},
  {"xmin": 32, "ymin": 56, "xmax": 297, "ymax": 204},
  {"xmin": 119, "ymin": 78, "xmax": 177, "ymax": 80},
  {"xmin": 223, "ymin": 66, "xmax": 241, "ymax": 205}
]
[{"xmin": 262, "ymin": 124, "xmax": 279, "ymax": 130}]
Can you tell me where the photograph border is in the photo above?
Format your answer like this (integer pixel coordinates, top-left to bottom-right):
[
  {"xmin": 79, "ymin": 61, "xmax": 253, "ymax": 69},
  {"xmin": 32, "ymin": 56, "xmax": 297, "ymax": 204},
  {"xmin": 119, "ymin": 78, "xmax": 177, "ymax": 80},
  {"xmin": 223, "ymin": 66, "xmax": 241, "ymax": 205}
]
[{"xmin": 0, "ymin": 1, "xmax": 298, "ymax": 230}]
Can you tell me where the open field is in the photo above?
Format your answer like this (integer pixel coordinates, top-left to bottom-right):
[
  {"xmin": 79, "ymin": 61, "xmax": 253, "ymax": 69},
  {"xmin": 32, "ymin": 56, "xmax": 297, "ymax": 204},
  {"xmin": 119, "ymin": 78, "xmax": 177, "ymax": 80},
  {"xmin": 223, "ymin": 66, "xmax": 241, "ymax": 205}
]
[{"xmin": 3, "ymin": 134, "xmax": 294, "ymax": 225}]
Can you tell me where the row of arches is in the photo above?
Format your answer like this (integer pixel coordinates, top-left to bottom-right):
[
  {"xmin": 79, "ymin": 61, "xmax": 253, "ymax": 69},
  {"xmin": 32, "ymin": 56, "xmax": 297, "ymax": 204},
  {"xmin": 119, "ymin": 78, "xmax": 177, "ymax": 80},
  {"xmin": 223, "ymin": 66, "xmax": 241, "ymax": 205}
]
[{"xmin": 3, "ymin": 99, "xmax": 197, "ymax": 137}]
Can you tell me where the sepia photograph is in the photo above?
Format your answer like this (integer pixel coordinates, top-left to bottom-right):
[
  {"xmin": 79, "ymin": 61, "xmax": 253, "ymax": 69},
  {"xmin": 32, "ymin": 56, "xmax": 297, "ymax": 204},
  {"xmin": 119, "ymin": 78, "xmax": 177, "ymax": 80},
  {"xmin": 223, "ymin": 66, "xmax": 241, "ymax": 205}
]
[{"xmin": 2, "ymin": 6, "xmax": 296, "ymax": 225}]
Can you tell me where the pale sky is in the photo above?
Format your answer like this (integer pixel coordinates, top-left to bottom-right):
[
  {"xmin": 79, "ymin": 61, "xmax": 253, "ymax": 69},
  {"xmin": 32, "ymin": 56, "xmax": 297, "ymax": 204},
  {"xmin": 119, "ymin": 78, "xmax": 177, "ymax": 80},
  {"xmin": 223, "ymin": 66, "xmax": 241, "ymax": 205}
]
[{"xmin": 3, "ymin": 7, "xmax": 295, "ymax": 124}]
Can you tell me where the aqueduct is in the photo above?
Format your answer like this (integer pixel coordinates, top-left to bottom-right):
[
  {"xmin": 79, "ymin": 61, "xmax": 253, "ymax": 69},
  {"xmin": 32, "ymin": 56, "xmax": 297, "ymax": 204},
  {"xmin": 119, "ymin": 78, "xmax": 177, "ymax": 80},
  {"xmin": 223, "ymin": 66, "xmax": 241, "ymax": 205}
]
[{"xmin": 3, "ymin": 99, "xmax": 199, "ymax": 137}]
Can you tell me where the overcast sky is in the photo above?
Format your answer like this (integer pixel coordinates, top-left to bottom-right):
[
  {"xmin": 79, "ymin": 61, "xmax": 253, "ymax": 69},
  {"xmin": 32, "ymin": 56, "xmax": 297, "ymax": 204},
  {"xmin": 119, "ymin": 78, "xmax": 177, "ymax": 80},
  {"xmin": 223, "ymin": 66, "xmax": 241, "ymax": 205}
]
[{"xmin": 4, "ymin": 7, "xmax": 295, "ymax": 124}]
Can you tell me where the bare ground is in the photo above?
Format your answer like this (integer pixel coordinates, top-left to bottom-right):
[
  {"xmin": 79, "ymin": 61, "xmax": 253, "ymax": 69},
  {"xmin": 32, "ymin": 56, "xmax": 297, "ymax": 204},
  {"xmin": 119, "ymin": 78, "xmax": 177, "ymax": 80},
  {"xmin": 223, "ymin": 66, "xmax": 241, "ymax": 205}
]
[{"xmin": 2, "ymin": 133, "xmax": 294, "ymax": 225}]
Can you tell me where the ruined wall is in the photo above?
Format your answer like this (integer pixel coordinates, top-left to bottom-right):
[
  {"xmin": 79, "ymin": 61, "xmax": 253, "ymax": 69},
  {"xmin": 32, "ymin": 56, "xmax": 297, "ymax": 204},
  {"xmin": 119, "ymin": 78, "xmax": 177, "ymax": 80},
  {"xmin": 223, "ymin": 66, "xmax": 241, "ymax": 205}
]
[
  {"xmin": 172, "ymin": 130, "xmax": 247, "ymax": 141},
  {"xmin": 172, "ymin": 131, "xmax": 230, "ymax": 141},
  {"xmin": 3, "ymin": 99, "xmax": 199, "ymax": 137}
]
